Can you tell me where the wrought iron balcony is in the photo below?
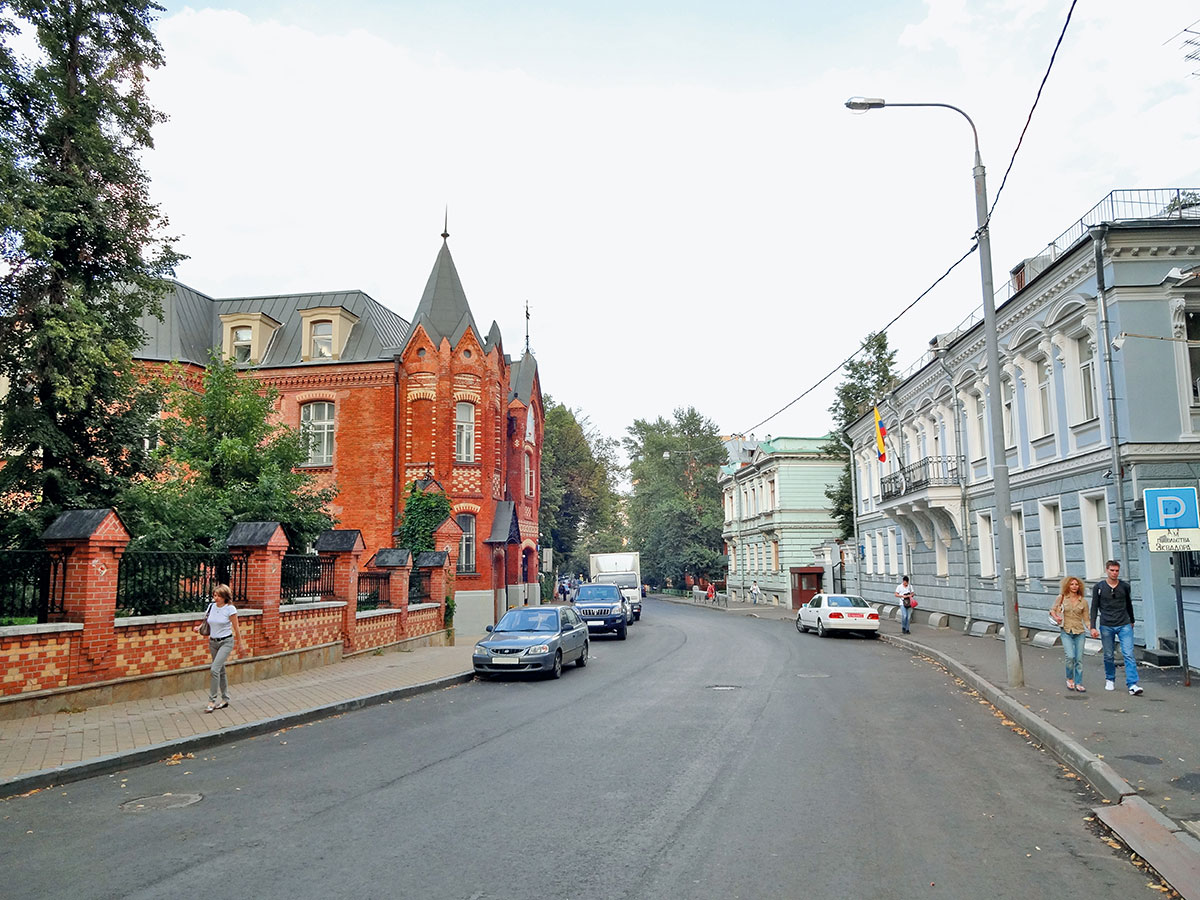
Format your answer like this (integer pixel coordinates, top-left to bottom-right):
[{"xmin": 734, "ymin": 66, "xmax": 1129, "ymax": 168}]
[{"xmin": 880, "ymin": 455, "xmax": 965, "ymax": 501}]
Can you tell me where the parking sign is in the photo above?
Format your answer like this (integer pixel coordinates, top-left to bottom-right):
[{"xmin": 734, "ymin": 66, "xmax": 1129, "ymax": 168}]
[{"xmin": 1144, "ymin": 487, "xmax": 1200, "ymax": 552}]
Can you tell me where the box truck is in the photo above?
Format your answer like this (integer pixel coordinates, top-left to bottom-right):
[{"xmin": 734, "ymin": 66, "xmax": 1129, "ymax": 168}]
[{"xmin": 589, "ymin": 552, "xmax": 642, "ymax": 621}]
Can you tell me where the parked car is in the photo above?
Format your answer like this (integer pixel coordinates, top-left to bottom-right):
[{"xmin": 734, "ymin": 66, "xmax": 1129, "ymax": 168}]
[
  {"xmin": 574, "ymin": 583, "xmax": 629, "ymax": 639},
  {"xmin": 474, "ymin": 605, "xmax": 589, "ymax": 678},
  {"xmin": 795, "ymin": 594, "xmax": 880, "ymax": 639}
]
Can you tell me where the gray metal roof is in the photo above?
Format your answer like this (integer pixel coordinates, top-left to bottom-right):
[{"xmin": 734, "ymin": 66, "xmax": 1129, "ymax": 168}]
[
  {"xmin": 226, "ymin": 522, "xmax": 283, "ymax": 548},
  {"xmin": 369, "ymin": 548, "xmax": 411, "ymax": 568},
  {"xmin": 508, "ymin": 352, "xmax": 538, "ymax": 405},
  {"xmin": 484, "ymin": 501, "xmax": 521, "ymax": 544},
  {"xmin": 403, "ymin": 239, "xmax": 483, "ymax": 352},
  {"xmin": 413, "ymin": 550, "xmax": 448, "ymax": 568},
  {"xmin": 314, "ymin": 529, "xmax": 364, "ymax": 552},
  {"xmin": 42, "ymin": 508, "xmax": 120, "ymax": 541},
  {"xmin": 136, "ymin": 282, "xmax": 411, "ymax": 368}
]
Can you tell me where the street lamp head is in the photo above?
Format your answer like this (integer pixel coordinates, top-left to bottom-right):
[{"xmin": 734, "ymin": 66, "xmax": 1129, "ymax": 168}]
[
  {"xmin": 1112, "ymin": 334, "xmax": 1126, "ymax": 351},
  {"xmin": 845, "ymin": 96, "xmax": 886, "ymax": 111},
  {"xmin": 662, "ymin": 451, "xmax": 671, "ymax": 459}
]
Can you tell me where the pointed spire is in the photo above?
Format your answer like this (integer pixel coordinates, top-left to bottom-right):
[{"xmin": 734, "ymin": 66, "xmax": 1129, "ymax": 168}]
[
  {"xmin": 525, "ymin": 300, "xmax": 530, "ymax": 355},
  {"xmin": 403, "ymin": 236, "xmax": 481, "ymax": 352},
  {"xmin": 442, "ymin": 206, "xmax": 449, "ymax": 241}
]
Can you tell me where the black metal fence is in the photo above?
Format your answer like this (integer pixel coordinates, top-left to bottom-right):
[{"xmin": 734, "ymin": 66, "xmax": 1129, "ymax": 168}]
[
  {"xmin": 357, "ymin": 572, "xmax": 391, "ymax": 611},
  {"xmin": 116, "ymin": 551, "xmax": 248, "ymax": 617},
  {"xmin": 409, "ymin": 570, "xmax": 431, "ymax": 604},
  {"xmin": 0, "ymin": 550, "xmax": 69, "ymax": 625},
  {"xmin": 281, "ymin": 554, "xmax": 335, "ymax": 603}
]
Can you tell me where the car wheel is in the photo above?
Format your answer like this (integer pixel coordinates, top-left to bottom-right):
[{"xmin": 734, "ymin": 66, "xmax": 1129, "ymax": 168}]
[
  {"xmin": 866, "ymin": 631, "xmax": 879, "ymax": 639},
  {"xmin": 617, "ymin": 621, "xmax": 628, "ymax": 640},
  {"xmin": 817, "ymin": 618, "xmax": 828, "ymax": 638},
  {"xmin": 796, "ymin": 614, "xmax": 808, "ymax": 634},
  {"xmin": 576, "ymin": 641, "xmax": 588, "ymax": 667},
  {"xmin": 550, "ymin": 650, "xmax": 563, "ymax": 679}
]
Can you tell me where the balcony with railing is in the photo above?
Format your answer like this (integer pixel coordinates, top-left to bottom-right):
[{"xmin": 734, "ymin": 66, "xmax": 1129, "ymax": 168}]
[{"xmin": 881, "ymin": 456, "xmax": 965, "ymax": 501}]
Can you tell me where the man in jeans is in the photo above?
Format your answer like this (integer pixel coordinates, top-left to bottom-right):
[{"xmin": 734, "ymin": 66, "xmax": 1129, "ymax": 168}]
[
  {"xmin": 895, "ymin": 575, "xmax": 914, "ymax": 635},
  {"xmin": 1090, "ymin": 560, "xmax": 1143, "ymax": 696}
]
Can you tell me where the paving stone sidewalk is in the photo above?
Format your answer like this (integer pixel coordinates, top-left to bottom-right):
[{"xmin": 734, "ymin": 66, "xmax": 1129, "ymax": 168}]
[{"xmin": 0, "ymin": 640, "xmax": 480, "ymax": 795}]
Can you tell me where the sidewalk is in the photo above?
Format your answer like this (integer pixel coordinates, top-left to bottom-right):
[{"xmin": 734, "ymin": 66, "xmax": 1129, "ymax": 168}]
[
  {"xmin": 0, "ymin": 638, "xmax": 480, "ymax": 796},
  {"xmin": 669, "ymin": 592, "xmax": 1200, "ymax": 900}
]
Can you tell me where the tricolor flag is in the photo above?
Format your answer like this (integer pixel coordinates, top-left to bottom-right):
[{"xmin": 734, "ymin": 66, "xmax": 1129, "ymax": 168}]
[{"xmin": 873, "ymin": 407, "xmax": 887, "ymax": 462}]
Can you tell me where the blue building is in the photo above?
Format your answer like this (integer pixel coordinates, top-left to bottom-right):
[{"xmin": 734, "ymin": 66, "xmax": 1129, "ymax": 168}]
[{"xmin": 846, "ymin": 189, "xmax": 1200, "ymax": 671}]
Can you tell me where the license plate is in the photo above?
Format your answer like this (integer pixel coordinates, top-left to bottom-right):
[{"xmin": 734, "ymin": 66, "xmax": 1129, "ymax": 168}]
[
  {"xmin": 848, "ymin": 613, "xmax": 863, "ymax": 618},
  {"xmin": 490, "ymin": 656, "xmax": 519, "ymax": 665}
]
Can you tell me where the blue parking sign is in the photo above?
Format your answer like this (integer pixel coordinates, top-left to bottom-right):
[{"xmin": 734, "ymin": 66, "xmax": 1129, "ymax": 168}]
[{"xmin": 1144, "ymin": 487, "xmax": 1200, "ymax": 530}]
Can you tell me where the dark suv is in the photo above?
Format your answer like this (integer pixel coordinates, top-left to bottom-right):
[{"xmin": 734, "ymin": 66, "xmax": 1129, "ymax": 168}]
[{"xmin": 574, "ymin": 583, "xmax": 628, "ymax": 639}]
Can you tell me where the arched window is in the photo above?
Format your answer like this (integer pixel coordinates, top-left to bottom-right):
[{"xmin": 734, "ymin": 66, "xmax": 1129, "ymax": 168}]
[
  {"xmin": 311, "ymin": 320, "xmax": 333, "ymax": 359},
  {"xmin": 455, "ymin": 402, "xmax": 475, "ymax": 462},
  {"xmin": 457, "ymin": 513, "xmax": 476, "ymax": 573},
  {"xmin": 524, "ymin": 452, "xmax": 535, "ymax": 497},
  {"xmin": 301, "ymin": 401, "xmax": 334, "ymax": 465}
]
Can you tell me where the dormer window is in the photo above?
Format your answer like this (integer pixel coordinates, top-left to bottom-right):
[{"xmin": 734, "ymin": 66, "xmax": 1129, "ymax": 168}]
[
  {"xmin": 219, "ymin": 312, "xmax": 281, "ymax": 366},
  {"xmin": 232, "ymin": 327, "xmax": 252, "ymax": 363},
  {"xmin": 298, "ymin": 306, "xmax": 359, "ymax": 362},
  {"xmin": 311, "ymin": 320, "xmax": 333, "ymax": 359}
]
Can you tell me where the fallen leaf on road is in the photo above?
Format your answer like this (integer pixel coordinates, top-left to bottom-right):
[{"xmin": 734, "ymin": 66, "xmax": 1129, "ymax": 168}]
[{"xmin": 164, "ymin": 752, "xmax": 195, "ymax": 766}]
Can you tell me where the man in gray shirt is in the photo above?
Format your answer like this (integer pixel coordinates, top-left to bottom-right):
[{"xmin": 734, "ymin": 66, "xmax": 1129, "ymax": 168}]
[{"xmin": 1089, "ymin": 560, "xmax": 1142, "ymax": 696}]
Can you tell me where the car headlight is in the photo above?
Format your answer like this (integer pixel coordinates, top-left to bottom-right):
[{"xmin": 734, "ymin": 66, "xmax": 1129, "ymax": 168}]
[
  {"xmin": 473, "ymin": 644, "xmax": 492, "ymax": 657},
  {"xmin": 525, "ymin": 643, "xmax": 552, "ymax": 655}
]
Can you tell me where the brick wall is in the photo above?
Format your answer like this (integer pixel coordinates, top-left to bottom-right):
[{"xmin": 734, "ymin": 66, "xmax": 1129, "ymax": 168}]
[{"xmin": 0, "ymin": 629, "xmax": 77, "ymax": 695}]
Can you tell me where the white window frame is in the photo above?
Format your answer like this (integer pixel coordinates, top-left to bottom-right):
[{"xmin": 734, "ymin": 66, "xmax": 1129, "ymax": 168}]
[
  {"xmin": 977, "ymin": 512, "xmax": 996, "ymax": 577},
  {"xmin": 232, "ymin": 326, "xmax": 253, "ymax": 364},
  {"xmin": 456, "ymin": 513, "xmax": 476, "ymax": 573},
  {"xmin": 455, "ymin": 402, "xmax": 476, "ymax": 463},
  {"xmin": 1076, "ymin": 336, "xmax": 1097, "ymax": 423},
  {"xmin": 1001, "ymin": 378, "xmax": 1015, "ymax": 448},
  {"xmin": 1012, "ymin": 508, "xmax": 1028, "ymax": 578},
  {"xmin": 524, "ymin": 452, "xmax": 535, "ymax": 497},
  {"xmin": 310, "ymin": 320, "xmax": 333, "ymax": 360},
  {"xmin": 889, "ymin": 527, "xmax": 900, "ymax": 575},
  {"xmin": 1079, "ymin": 490, "xmax": 1111, "ymax": 580},
  {"xmin": 1039, "ymin": 500, "xmax": 1065, "ymax": 578},
  {"xmin": 1036, "ymin": 359, "xmax": 1054, "ymax": 438},
  {"xmin": 300, "ymin": 401, "xmax": 335, "ymax": 466}
]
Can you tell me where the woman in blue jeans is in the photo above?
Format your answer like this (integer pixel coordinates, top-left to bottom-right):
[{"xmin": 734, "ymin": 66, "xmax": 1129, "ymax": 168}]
[{"xmin": 1050, "ymin": 575, "xmax": 1089, "ymax": 692}]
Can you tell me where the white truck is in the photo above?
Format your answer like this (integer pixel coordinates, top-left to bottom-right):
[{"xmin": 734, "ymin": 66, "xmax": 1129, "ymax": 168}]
[{"xmin": 589, "ymin": 551, "xmax": 642, "ymax": 622}]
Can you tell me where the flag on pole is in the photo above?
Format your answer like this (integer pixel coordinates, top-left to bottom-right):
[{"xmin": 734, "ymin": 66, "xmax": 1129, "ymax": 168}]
[{"xmin": 873, "ymin": 407, "xmax": 887, "ymax": 462}]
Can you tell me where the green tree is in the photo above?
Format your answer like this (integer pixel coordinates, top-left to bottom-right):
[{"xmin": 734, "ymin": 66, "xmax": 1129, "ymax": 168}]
[
  {"xmin": 0, "ymin": 1, "xmax": 181, "ymax": 546},
  {"xmin": 539, "ymin": 396, "xmax": 623, "ymax": 576},
  {"xmin": 624, "ymin": 407, "xmax": 725, "ymax": 586},
  {"xmin": 824, "ymin": 331, "xmax": 898, "ymax": 538},
  {"xmin": 395, "ymin": 481, "xmax": 451, "ymax": 553},
  {"xmin": 119, "ymin": 352, "xmax": 337, "ymax": 550}
]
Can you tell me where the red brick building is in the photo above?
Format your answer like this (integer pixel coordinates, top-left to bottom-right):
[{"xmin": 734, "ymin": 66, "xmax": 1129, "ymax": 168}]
[{"xmin": 137, "ymin": 234, "xmax": 543, "ymax": 629}]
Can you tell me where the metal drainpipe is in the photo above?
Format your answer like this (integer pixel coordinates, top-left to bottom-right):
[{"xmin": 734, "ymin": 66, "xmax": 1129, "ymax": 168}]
[
  {"xmin": 392, "ymin": 356, "xmax": 402, "ymax": 539},
  {"xmin": 1091, "ymin": 225, "xmax": 1133, "ymax": 566},
  {"xmin": 883, "ymin": 395, "xmax": 907, "ymax": 574},
  {"xmin": 936, "ymin": 349, "xmax": 973, "ymax": 625},
  {"xmin": 838, "ymin": 432, "xmax": 863, "ymax": 597}
]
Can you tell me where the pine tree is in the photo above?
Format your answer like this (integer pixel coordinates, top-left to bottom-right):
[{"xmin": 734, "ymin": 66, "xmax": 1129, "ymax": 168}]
[{"xmin": 0, "ymin": 1, "xmax": 181, "ymax": 545}]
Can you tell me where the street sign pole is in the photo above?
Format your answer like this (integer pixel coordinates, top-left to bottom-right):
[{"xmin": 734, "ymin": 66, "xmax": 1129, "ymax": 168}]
[{"xmin": 1173, "ymin": 551, "xmax": 1192, "ymax": 687}]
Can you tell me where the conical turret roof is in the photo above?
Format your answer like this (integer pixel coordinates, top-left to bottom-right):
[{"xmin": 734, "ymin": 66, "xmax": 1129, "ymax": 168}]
[{"xmin": 405, "ymin": 238, "xmax": 482, "ymax": 350}]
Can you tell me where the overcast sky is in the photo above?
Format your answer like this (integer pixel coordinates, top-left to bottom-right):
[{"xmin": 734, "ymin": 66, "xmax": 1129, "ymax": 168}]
[{"xmin": 141, "ymin": 1, "xmax": 1200, "ymax": 447}]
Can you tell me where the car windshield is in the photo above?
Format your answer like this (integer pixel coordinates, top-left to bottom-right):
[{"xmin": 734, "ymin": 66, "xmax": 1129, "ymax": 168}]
[
  {"xmin": 826, "ymin": 595, "xmax": 870, "ymax": 608},
  {"xmin": 594, "ymin": 573, "xmax": 638, "ymax": 588},
  {"xmin": 494, "ymin": 609, "xmax": 559, "ymax": 632},
  {"xmin": 577, "ymin": 585, "xmax": 620, "ymax": 601}
]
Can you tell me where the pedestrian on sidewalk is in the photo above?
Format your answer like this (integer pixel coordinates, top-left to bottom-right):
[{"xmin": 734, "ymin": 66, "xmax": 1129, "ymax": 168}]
[
  {"xmin": 1051, "ymin": 575, "xmax": 1089, "ymax": 693},
  {"xmin": 750, "ymin": 580, "xmax": 761, "ymax": 604},
  {"xmin": 194, "ymin": 584, "xmax": 246, "ymax": 712},
  {"xmin": 706, "ymin": 582, "xmax": 716, "ymax": 603},
  {"xmin": 1089, "ymin": 560, "xmax": 1143, "ymax": 696},
  {"xmin": 895, "ymin": 575, "xmax": 915, "ymax": 634}
]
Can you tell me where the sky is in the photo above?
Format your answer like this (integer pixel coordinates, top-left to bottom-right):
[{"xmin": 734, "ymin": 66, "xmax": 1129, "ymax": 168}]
[{"xmin": 134, "ymin": 0, "xmax": 1200, "ymax": 448}]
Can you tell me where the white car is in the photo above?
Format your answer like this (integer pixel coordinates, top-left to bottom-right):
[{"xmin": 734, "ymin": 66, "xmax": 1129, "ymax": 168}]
[{"xmin": 795, "ymin": 594, "xmax": 880, "ymax": 639}]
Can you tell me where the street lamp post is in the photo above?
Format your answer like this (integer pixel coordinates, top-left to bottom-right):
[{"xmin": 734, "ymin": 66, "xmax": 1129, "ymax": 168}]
[{"xmin": 845, "ymin": 96, "xmax": 1024, "ymax": 686}]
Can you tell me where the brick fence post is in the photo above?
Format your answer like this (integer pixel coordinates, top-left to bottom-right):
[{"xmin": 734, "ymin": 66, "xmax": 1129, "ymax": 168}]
[
  {"xmin": 41, "ymin": 508, "xmax": 129, "ymax": 685},
  {"xmin": 226, "ymin": 522, "xmax": 288, "ymax": 656},
  {"xmin": 431, "ymin": 517, "xmax": 463, "ymax": 628},
  {"xmin": 371, "ymin": 548, "xmax": 412, "ymax": 633},
  {"xmin": 316, "ymin": 529, "xmax": 365, "ymax": 652}
]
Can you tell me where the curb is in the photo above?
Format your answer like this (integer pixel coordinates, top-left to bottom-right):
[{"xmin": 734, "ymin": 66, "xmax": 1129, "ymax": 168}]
[{"xmin": 1, "ymin": 671, "xmax": 475, "ymax": 798}]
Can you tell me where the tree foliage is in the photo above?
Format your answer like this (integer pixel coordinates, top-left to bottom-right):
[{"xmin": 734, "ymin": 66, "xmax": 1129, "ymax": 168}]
[
  {"xmin": 119, "ymin": 352, "xmax": 337, "ymax": 551},
  {"xmin": 624, "ymin": 407, "xmax": 725, "ymax": 586},
  {"xmin": 539, "ymin": 395, "xmax": 624, "ymax": 576},
  {"xmin": 395, "ymin": 481, "xmax": 451, "ymax": 554},
  {"xmin": 0, "ymin": 1, "xmax": 181, "ymax": 546},
  {"xmin": 824, "ymin": 331, "xmax": 898, "ymax": 538}
]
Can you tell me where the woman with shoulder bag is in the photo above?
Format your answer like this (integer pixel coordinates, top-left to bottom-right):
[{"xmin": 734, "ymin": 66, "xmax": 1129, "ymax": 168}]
[
  {"xmin": 1051, "ymin": 575, "xmax": 1089, "ymax": 693},
  {"xmin": 193, "ymin": 584, "xmax": 246, "ymax": 712}
]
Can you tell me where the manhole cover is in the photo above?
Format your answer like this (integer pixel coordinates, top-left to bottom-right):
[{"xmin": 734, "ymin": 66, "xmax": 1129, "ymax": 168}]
[
  {"xmin": 708, "ymin": 685, "xmax": 740, "ymax": 691},
  {"xmin": 120, "ymin": 793, "xmax": 203, "ymax": 812},
  {"xmin": 1117, "ymin": 754, "xmax": 1163, "ymax": 765}
]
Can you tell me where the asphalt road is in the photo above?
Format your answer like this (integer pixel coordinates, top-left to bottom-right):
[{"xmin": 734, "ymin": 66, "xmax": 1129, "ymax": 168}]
[{"xmin": 0, "ymin": 599, "xmax": 1155, "ymax": 899}]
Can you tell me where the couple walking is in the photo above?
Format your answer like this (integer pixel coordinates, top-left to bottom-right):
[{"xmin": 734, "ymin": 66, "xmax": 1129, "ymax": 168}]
[{"xmin": 1051, "ymin": 560, "xmax": 1143, "ymax": 697}]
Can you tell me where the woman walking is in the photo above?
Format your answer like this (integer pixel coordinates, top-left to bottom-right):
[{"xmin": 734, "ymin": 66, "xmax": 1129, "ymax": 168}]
[
  {"xmin": 1051, "ymin": 575, "xmax": 1089, "ymax": 693},
  {"xmin": 194, "ymin": 584, "xmax": 246, "ymax": 712}
]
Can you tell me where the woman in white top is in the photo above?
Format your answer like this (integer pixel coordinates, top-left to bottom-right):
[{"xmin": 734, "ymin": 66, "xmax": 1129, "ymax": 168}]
[{"xmin": 194, "ymin": 584, "xmax": 246, "ymax": 712}]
